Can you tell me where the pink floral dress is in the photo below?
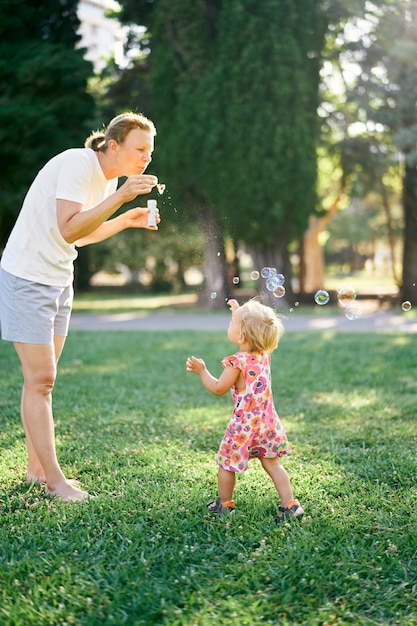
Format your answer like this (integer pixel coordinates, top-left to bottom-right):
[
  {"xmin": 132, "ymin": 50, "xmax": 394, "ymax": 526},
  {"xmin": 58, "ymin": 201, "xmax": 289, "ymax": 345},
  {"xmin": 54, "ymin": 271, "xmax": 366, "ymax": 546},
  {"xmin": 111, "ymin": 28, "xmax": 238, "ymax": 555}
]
[{"xmin": 215, "ymin": 352, "xmax": 290, "ymax": 472}]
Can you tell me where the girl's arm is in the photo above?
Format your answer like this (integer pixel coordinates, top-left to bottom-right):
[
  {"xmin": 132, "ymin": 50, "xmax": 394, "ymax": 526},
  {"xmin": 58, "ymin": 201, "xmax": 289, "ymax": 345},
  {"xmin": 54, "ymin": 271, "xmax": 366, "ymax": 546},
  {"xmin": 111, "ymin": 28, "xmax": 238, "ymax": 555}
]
[
  {"xmin": 227, "ymin": 298, "xmax": 240, "ymax": 312},
  {"xmin": 186, "ymin": 356, "xmax": 240, "ymax": 396}
]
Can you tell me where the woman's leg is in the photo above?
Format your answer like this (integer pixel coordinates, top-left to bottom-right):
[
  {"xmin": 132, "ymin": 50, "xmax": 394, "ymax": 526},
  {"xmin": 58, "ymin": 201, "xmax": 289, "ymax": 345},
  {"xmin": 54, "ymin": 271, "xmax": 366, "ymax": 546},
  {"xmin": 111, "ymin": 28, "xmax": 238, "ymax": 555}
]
[
  {"xmin": 14, "ymin": 339, "xmax": 89, "ymax": 501},
  {"xmin": 22, "ymin": 335, "xmax": 66, "ymax": 483},
  {"xmin": 260, "ymin": 457, "xmax": 294, "ymax": 507}
]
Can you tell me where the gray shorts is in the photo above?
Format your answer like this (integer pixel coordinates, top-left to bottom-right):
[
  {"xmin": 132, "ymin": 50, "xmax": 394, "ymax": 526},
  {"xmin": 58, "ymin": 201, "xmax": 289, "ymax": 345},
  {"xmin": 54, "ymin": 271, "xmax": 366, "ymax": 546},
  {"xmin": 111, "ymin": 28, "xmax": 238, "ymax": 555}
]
[{"xmin": 0, "ymin": 267, "xmax": 73, "ymax": 344}]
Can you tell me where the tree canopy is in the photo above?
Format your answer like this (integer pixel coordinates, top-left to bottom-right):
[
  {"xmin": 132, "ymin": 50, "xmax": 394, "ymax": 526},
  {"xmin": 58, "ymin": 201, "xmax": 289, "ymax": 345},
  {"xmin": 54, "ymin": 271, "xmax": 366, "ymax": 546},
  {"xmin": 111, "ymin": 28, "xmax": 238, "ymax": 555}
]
[
  {"xmin": 0, "ymin": 0, "xmax": 96, "ymax": 246},
  {"xmin": 115, "ymin": 0, "xmax": 329, "ymax": 303},
  {"xmin": 329, "ymin": 0, "xmax": 417, "ymax": 300}
]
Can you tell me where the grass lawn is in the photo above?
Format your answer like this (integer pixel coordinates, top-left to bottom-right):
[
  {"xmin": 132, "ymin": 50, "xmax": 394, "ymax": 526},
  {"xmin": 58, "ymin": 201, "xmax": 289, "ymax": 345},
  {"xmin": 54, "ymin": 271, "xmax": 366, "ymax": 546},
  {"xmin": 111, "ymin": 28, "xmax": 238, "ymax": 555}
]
[
  {"xmin": 70, "ymin": 289, "xmax": 416, "ymax": 319},
  {"xmin": 0, "ymin": 328, "xmax": 416, "ymax": 625},
  {"xmin": 71, "ymin": 292, "xmax": 200, "ymax": 314}
]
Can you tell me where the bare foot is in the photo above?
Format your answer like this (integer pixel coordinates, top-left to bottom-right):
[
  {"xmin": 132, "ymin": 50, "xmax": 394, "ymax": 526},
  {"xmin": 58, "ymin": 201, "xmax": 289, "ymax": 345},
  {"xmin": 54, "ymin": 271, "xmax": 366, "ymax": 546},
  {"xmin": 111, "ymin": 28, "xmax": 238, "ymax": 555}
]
[
  {"xmin": 47, "ymin": 480, "xmax": 92, "ymax": 502},
  {"xmin": 27, "ymin": 475, "xmax": 80, "ymax": 487},
  {"xmin": 26, "ymin": 474, "xmax": 47, "ymax": 485},
  {"xmin": 66, "ymin": 478, "xmax": 81, "ymax": 488}
]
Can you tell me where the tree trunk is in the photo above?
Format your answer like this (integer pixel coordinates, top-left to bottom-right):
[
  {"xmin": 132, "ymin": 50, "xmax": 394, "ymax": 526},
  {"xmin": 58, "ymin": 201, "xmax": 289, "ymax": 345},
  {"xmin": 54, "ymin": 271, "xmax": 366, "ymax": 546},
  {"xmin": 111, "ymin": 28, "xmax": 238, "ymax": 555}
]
[
  {"xmin": 198, "ymin": 205, "xmax": 229, "ymax": 310},
  {"xmin": 248, "ymin": 241, "xmax": 292, "ymax": 308},
  {"xmin": 381, "ymin": 183, "xmax": 399, "ymax": 286},
  {"xmin": 300, "ymin": 189, "xmax": 343, "ymax": 293},
  {"xmin": 74, "ymin": 247, "xmax": 93, "ymax": 291},
  {"xmin": 401, "ymin": 164, "xmax": 417, "ymax": 303},
  {"xmin": 301, "ymin": 215, "xmax": 327, "ymax": 292}
]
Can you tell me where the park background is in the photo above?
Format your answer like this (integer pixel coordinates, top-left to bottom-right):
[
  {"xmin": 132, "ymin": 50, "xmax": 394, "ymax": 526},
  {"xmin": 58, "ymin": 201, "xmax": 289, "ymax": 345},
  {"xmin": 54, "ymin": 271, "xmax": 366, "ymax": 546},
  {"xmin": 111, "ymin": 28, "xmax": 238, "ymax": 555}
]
[
  {"xmin": 0, "ymin": 2, "xmax": 416, "ymax": 625},
  {"xmin": 0, "ymin": 0, "xmax": 417, "ymax": 310}
]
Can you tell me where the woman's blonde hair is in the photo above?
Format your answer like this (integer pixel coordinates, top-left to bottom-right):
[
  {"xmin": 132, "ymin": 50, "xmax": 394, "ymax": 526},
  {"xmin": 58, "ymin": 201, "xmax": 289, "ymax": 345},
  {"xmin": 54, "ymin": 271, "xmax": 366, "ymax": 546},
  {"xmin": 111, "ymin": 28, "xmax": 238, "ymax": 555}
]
[
  {"xmin": 239, "ymin": 299, "xmax": 284, "ymax": 353},
  {"xmin": 85, "ymin": 111, "xmax": 156, "ymax": 152}
]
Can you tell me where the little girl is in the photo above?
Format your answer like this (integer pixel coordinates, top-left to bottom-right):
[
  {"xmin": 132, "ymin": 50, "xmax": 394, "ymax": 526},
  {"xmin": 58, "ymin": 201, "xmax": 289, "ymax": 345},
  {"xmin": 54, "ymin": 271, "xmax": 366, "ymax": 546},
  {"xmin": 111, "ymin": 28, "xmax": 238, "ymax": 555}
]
[{"xmin": 186, "ymin": 298, "xmax": 303, "ymax": 523}]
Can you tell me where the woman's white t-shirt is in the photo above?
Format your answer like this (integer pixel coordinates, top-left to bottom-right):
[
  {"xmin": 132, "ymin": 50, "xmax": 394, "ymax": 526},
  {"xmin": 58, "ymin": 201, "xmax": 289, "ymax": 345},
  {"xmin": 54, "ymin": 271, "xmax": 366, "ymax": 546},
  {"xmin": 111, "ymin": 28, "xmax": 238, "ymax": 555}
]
[{"xmin": 1, "ymin": 148, "xmax": 118, "ymax": 287}]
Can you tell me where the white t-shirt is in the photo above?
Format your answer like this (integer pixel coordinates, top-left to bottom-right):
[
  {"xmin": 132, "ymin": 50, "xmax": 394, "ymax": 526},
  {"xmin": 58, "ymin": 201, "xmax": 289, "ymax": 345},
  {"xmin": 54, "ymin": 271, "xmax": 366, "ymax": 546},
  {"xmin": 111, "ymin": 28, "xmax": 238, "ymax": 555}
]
[{"xmin": 1, "ymin": 148, "xmax": 118, "ymax": 287}]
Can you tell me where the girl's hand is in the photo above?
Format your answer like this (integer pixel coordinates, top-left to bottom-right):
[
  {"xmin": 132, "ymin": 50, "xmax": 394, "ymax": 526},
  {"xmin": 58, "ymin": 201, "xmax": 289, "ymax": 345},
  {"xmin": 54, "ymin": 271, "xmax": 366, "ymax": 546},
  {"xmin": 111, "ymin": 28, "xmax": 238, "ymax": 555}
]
[
  {"xmin": 186, "ymin": 356, "xmax": 206, "ymax": 375},
  {"xmin": 118, "ymin": 175, "xmax": 158, "ymax": 203},
  {"xmin": 124, "ymin": 207, "xmax": 160, "ymax": 230},
  {"xmin": 227, "ymin": 298, "xmax": 240, "ymax": 312}
]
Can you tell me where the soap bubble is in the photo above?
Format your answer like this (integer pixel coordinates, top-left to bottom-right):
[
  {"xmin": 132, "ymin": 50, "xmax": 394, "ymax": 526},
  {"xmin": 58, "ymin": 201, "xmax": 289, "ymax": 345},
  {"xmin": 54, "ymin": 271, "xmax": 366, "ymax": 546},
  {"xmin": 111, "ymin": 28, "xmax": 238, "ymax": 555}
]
[
  {"xmin": 401, "ymin": 300, "xmax": 412, "ymax": 312},
  {"xmin": 314, "ymin": 290, "xmax": 330, "ymax": 306},
  {"xmin": 250, "ymin": 271, "xmax": 260, "ymax": 280},
  {"xmin": 273, "ymin": 286, "xmax": 286, "ymax": 298},
  {"xmin": 232, "ymin": 277, "xmax": 240, "ymax": 285},
  {"xmin": 210, "ymin": 292, "xmax": 217, "ymax": 299},
  {"xmin": 345, "ymin": 303, "xmax": 362, "ymax": 320},
  {"xmin": 337, "ymin": 285, "xmax": 356, "ymax": 307},
  {"xmin": 269, "ymin": 267, "xmax": 277, "ymax": 276},
  {"xmin": 156, "ymin": 183, "xmax": 166, "ymax": 195},
  {"xmin": 275, "ymin": 273, "xmax": 285, "ymax": 286},
  {"xmin": 261, "ymin": 267, "xmax": 271, "ymax": 278},
  {"xmin": 266, "ymin": 276, "xmax": 282, "ymax": 291}
]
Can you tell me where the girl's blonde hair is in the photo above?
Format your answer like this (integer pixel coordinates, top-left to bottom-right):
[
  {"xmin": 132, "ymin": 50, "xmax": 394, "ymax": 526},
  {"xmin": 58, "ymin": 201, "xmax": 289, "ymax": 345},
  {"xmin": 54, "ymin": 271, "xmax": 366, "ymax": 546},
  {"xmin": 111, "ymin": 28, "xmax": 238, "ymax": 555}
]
[
  {"xmin": 239, "ymin": 299, "xmax": 284, "ymax": 353},
  {"xmin": 85, "ymin": 111, "xmax": 156, "ymax": 152}
]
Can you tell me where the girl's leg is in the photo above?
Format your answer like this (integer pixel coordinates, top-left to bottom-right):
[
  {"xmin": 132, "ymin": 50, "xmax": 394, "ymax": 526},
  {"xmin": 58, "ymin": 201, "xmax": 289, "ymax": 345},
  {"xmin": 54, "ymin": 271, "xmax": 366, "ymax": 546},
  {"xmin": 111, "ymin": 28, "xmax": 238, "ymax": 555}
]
[
  {"xmin": 218, "ymin": 467, "xmax": 236, "ymax": 503},
  {"xmin": 260, "ymin": 457, "xmax": 294, "ymax": 507},
  {"xmin": 14, "ymin": 340, "xmax": 89, "ymax": 501}
]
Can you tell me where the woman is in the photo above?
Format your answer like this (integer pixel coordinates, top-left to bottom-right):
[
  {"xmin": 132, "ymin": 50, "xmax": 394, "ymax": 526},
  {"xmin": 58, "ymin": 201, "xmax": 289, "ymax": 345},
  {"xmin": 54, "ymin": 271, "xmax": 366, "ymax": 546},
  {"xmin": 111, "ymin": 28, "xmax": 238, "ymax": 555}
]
[{"xmin": 0, "ymin": 111, "xmax": 160, "ymax": 501}]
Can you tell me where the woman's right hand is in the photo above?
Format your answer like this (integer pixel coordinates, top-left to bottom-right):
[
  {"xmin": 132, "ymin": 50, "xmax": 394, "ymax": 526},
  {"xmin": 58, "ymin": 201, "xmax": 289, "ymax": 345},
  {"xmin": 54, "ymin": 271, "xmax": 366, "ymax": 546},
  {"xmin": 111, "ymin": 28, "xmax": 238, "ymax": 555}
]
[{"xmin": 118, "ymin": 175, "xmax": 158, "ymax": 202}]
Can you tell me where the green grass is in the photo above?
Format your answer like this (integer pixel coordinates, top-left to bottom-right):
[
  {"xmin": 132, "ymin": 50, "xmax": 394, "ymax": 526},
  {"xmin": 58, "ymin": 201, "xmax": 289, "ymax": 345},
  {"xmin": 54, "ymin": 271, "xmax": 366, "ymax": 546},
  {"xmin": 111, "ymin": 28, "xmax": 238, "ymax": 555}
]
[
  {"xmin": 1, "ymin": 329, "xmax": 416, "ymax": 626},
  {"xmin": 72, "ymin": 292, "xmax": 200, "ymax": 314},
  {"xmin": 71, "ymin": 290, "xmax": 417, "ymax": 319}
]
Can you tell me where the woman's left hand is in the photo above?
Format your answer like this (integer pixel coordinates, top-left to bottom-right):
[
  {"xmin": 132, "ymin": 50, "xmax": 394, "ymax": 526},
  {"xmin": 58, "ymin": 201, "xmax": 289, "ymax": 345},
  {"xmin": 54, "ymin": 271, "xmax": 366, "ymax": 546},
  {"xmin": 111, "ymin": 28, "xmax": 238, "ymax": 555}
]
[{"xmin": 125, "ymin": 207, "xmax": 160, "ymax": 230}]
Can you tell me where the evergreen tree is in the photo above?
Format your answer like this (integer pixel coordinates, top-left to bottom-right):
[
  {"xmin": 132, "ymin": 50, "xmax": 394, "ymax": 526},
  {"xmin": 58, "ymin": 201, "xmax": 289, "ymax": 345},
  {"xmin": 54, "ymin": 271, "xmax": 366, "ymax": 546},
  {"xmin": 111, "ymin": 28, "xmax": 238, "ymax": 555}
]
[
  {"xmin": 0, "ymin": 0, "xmax": 96, "ymax": 247},
  {"xmin": 116, "ymin": 0, "xmax": 328, "ymax": 305},
  {"xmin": 192, "ymin": 0, "xmax": 326, "ymax": 302}
]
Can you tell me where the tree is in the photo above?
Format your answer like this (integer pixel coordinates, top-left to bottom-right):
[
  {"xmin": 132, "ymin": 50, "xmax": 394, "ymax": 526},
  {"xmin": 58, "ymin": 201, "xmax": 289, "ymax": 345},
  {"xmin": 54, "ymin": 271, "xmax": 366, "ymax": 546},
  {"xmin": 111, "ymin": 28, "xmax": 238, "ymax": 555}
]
[
  {"xmin": 115, "ymin": 0, "xmax": 329, "ymax": 306},
  {"xmin": 297, "ymin": 0, "xmax": 417, "ymax": 300},
  {"xmin": 111, "ymin": 0, "xmax": 229, "ymax": 306},
  {"xmin": 300, "ymin": 1, "xmax": 390, "ymax": 294},
  {"xmin": 341, "ymin": 0, "xmax": 417, "ymax": 302},
  {"xmin": 145, "ymin": 0, "xmax": 231, "ymax": 307},
  {"xmin": 0, "ymin": 0, "xmax": 96, "ymax": 250}
]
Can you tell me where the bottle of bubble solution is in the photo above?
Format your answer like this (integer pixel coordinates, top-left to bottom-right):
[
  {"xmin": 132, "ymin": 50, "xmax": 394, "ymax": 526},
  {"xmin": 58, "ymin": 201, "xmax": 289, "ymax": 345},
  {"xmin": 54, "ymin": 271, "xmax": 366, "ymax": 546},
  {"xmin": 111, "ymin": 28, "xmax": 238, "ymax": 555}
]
[{"xmin": 147, "ymin": 199, "xmax": 157, "ymax": 227}]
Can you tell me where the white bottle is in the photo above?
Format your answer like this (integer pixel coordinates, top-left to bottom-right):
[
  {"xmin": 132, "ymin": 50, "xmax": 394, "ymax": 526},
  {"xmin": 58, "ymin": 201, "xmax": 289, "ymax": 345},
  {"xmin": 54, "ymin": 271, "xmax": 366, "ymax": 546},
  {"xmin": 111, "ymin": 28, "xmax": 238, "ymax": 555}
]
[{"xmin": 147, "ymin": 199, "xmax": 157, "ymax": 227}]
